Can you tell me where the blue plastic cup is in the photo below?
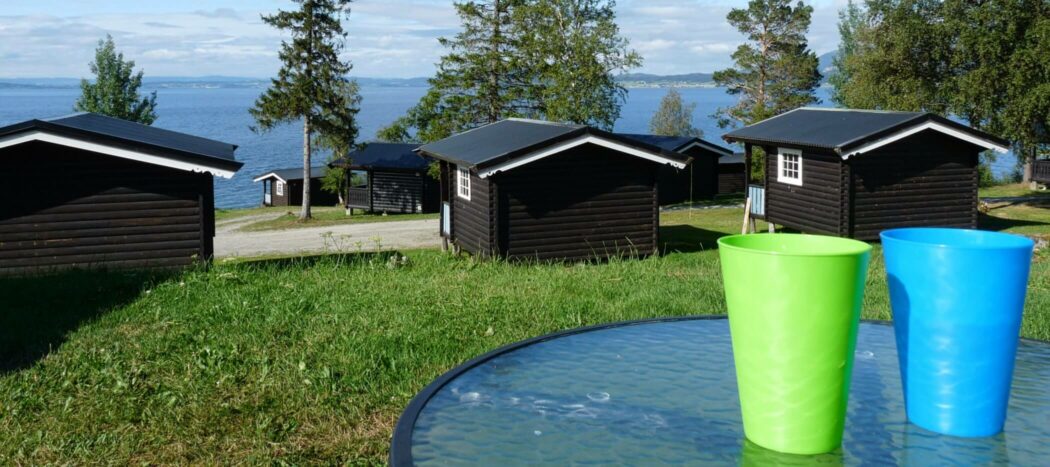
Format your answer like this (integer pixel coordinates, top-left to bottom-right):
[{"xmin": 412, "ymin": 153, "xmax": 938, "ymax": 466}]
[{"xmin": 881, "ymin": 228, "xmax": 1035, "ymax": 437}]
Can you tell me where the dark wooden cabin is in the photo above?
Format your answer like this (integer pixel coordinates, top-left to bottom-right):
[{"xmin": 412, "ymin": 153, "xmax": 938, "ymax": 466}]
[
  {"xmin": 329, "ymin": 143, "xmax": 439, "ymax": 214},
  {"xmin": 253, "ymin": 166, "xmax": 338, "ymax": 207},
  {"xmin": 0, "ymin": 112, "xmax": 242, "ymax": 275},
  {"xmin": 618, "ymin": 134, "xmax": 732, "ymax": 203},
  {"xmin": 718, "ymin": 153, "xmax": 747, "ymax": 194},
  {"xmin": 417, "ymin": 119, "xmax": 692, "ymax": 261},
  {"xmin": 724, "ymin": 108, "xmax": 1010, "ymax": 240},
  {"xmin": 1034, "ymin": 158, "xmax": 1050, "ymax": 185}
]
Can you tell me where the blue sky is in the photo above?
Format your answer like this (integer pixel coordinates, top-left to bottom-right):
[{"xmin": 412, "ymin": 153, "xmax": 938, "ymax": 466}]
[{"xmin": 0, "ymin": 1, "xmax": 846, "ymax": 78}]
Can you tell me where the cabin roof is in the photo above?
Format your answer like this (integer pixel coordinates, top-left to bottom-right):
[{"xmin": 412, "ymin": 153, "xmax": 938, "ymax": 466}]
[
  {"xmin": 252, "ymin": 166, "xmax": 328, "ymax": 183},
  {"xmin": 329, "ymin": 142, "xmax": 430, "ymax": 170},
  {"xmin": 0, "ymin": 112, "xmax": 242, "ymax": 177},
  {"xmin": 618, "ymin": 133, "xmax": 733, "ymax": 156},
  {"xmin": 417, "ymin": 119, "xmax": 692, "ymax": 178},
  {"xmin": 722, "ymin": 108, "xmax": 1010, "ymax": 158}
]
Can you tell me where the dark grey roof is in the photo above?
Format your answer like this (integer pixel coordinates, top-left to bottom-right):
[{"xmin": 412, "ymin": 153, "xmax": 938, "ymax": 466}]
[
  {"xmin": 618, "ymin": 134, "xmax": 696, "ymax": 152},
  {"xmin": 0, "ymin": 112, "xmax": 242, "ymax": 172},
  {"xmin": 720, "ymin": 153, "xmax": 745, "ymax": 164},
  {"xmin": 330, "ymin": 142, "xmax": 429, "ymax": 170},
  {"xmin": 723, "ymin": 108, "xmax": 1010, "ymax": 154},
  {"xmin": 619, "ymin": 133, "xmax": 733, "ymax": 156},
  {"xmin": 254, "ymin": 166, "xmax": 328, "ymax": 182},
  {"xmin": 417, "ymin": 119, "xmax": 691, "ymax": 170}
]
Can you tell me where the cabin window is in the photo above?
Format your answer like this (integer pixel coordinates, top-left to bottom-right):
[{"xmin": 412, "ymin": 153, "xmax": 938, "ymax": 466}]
[
  {"xmin": 276, "ymin": 180, "xmax": 285, "ymax": 196},
  {"xmin": 457, "ymin": 166, "xmax": 471, "ymax": 200},
  {"xmin": 777, "ymin": 148, "xmax": 803, "ymax": 186}
]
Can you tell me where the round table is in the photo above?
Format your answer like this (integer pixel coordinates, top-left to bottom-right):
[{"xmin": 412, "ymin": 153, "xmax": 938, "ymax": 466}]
[{"xmin": 392, "ymin": 317, "xmax": 1050, "ymax": 465}]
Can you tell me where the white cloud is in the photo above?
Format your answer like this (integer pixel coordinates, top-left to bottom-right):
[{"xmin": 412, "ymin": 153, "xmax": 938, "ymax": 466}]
[{"xmin": 0, "ymin": 1, "xmax": 844, "ymax": 78}]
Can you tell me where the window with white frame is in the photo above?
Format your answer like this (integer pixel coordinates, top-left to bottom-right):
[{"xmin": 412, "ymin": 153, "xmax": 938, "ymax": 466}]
[
  {"xmin": 457, "ymin": 166, "xmax": 471, "ymax": 200},
  {"xmin": 276, "ymin": 180, "xmax": 285, "ymax": 196},
  {"xmin": 777, "ymin": 148, "xmax": 803, "ymax": 186}
]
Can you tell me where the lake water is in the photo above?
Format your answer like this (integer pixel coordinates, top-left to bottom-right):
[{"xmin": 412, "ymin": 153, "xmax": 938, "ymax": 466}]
[{"xmin": 0, "ymin": 86, "xmax": 1011, "ymax": 208}]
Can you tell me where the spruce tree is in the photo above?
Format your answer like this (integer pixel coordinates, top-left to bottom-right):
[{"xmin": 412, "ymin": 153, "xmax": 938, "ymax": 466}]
[
  {"xmin": 74, "ymin": 35, "xmax": 158, "ymax": 125},
  {"xmin": 649, "ymin": 89, "xmax": 703, "ymax": 137},
  {"xmin": 379, "ymin": 0, "xmax": 530, "ymax": 143},
  {"xmin": 380, "ymin": 0, "xmax": 639, "ymax": 141},
  {"xmin": 713, "ymin": 0, "xmax": 821, "ymax": 180},
  {"xmin": 251, "ymin": 0, "xmax": 360, "ymax": 220}
]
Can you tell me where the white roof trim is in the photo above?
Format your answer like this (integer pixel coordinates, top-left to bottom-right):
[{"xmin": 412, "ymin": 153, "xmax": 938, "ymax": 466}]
[
  {"xmin": 252, "ymin": 172, "xmax": 288, "ymax": 183},
  {"xmin": 676, "ymin": 140, "xmax": 733, "ymax": 156},
  {"xmin": 477, "ymin": 134, "xmax": 688, "ymax": 178},
  {"xmin": 0, "ymin": 130, "xmax": 238, "ymax": 178},
  {"xmin": 842, "ymin": 121, "xmax": 1009, "ymax": 159}
]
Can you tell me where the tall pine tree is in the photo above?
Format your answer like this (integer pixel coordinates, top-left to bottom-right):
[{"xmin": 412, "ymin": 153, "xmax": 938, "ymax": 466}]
[
  {"xmin": 649, "ymin": 88, "xmax": 703, "ymax": 137},
  {"xmin": 251, "ymin": 0, "xmax": 360, "ymax": 220},
  {"xmin": 713, "ymin": 0, "xmax": 821, "ymax": 180},
  {"xmin": 380, "ymin": 0, "xmax": 639, "ymax": 142},
  {"xmin": 378, "ymin": 0, "xmax": 531, "ymax": 143},
  {"xmin": 75, "ymin": 35, "xmax": 158, "ymax": 125}
]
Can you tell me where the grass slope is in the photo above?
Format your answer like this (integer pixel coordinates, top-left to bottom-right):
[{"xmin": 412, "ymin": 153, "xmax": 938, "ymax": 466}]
[{"xmin": 1, "ymin": 206, "xmax": 1048, "ymax": 464}]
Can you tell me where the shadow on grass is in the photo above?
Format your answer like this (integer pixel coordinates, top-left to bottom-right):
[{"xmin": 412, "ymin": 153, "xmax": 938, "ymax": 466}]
[
  {"xmin": 660, "ymin": 224, "xmax": 730, "ymax": 253},
  {"xmin": 232, "ymin": 250, "xmax": 404, "ymax": 269},
  {"xmin": 979, "ymin": 211, "xmax": 1050, "ymax": 232},
  {"xmin": 0, "ymin": 269, "xmax": 173, "ymax": 374}
]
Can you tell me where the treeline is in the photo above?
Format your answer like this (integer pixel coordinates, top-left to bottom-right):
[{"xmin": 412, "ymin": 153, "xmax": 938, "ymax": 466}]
[{"xmin": 829, "ymin": 0, "xmax": 1050, "ymax": 182}]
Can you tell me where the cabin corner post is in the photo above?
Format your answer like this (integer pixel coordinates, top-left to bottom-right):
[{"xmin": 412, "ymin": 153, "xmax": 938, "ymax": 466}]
[{"xmin": 744, "ymin": 143, "xmax": 753, "ymax": 187}]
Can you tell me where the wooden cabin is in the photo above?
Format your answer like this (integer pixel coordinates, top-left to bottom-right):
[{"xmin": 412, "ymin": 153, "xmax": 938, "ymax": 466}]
[
  {"xmin": 417, "ymin": 119, "xmax": 692, "ymax": 261},
  {"xmin": 0, "ymin": 112, "xmax": 242, "ymax": 274},
  {"xmin": 253, "ymin": 166, "xmax": 338, "ymax": 207},
  {"xmin": 718, "ymin": 153, "xmax": 747, "ymax": 194},
  {"xmin": 329, "ymin": 143, "xmax": 439, "ymax": 214},
  {"xmin": 724, "ymin": 108, "xmax": 1010, "ymax": 240},
  {"xmin": 618, "ymin": 134, "xmax": 732, "ymax": 203},
  {"xmin": 1034, "ymin": 158, "xmax": 1050, "ymax": 185}
]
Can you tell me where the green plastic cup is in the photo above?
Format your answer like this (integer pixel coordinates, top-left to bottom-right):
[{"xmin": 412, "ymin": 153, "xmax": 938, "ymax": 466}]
[{"xmin": 718, "ymin": 233, "xmax": 872, "ymax": 455}]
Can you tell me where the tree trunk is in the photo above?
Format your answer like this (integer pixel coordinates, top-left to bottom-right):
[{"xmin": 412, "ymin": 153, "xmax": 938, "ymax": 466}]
[
  {"xmin": 301, "ymin": 118, "xmax": 312, "ymax": 221},
  {"xmin": 1022, "ymin": 146, "xmax": 1034, "ymax": 184}
]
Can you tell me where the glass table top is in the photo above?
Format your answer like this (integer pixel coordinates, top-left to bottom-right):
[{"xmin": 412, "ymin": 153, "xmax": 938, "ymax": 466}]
[{"xmin": 393, "ymin": 318, "xmax": 1050, "ymax": 466}]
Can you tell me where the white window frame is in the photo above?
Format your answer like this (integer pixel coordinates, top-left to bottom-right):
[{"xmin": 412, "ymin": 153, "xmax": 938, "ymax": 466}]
[
  {"xmin": 777, "ymin": 148, "xmax": 803, "ymax": 186},
  {"xmin": 276, "ymin": 180, "xmax": 285, "ymax": 196},
  {"xmin": 456, "ymin": 165, "xmax": 471, "ymax": 201}
]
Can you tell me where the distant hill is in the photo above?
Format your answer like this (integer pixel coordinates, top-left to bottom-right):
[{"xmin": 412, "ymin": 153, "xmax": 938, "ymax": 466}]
[
  {"xmin": 818, "ymin": 50, "xmax": 838, "ymax": 81},
  {"xmin": 615, "ymin": 72, "xmax": 715, "ymax": 88},
  {"xmin": 0, "ymin": 76, "xmax": 431, "ymax": 90}
]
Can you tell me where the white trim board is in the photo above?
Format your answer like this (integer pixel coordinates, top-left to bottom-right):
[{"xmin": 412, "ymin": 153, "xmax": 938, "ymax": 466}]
[
  {"xmin": 0, "ymin": 130, "xmax": 238, "ymax": 178},
  {"xmin": 842, "ymin": 121, "xmax": 1009, "ymax": 159},
  {"xmin": 252, "ymin": 172, "xmax": 288, "ymax": 183},
  {"xmin": 676, "ymin": 140, "xmax": 732, "ymax": 156},
  {"xmin": 478, "ymin": 135, "xmax": 688, "ymax": 178}
]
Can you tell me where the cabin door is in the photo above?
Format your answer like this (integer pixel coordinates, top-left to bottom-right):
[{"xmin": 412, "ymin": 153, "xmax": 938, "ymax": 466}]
[{"xmin": 264, "ymin": 180, "xmax": 273, "ymax": 206}]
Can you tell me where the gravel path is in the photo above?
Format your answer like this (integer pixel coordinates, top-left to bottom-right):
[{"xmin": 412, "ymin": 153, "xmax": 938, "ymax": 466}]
[{"xmin": 214, "ymin": 218, "xmax": 441, "ymax": 258}]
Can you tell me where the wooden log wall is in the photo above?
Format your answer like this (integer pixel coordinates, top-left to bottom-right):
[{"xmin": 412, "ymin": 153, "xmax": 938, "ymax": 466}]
[
  {"xmin": 0, "ymin": 141, "xmax": 213, "ymax": 275},
  {"xmin": 451, "ymin": 167, "xmax": 494, "ymax": 256},
  {"xmin": 849, "ymin": 132, "xmax": 978, "ymax": 240},
  {"xmin": 493, "ymin": 146, "xmax": 658, "ymax": 261},
  {"xmin": 764, "ymin": 147, "xmax": 846, "ymax": 236}
]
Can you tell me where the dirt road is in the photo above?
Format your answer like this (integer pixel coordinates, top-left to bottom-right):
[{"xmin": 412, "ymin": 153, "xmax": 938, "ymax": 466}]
[{"xmin": 214, "ymin": 218, "xmax": 441, "ymax": 258}]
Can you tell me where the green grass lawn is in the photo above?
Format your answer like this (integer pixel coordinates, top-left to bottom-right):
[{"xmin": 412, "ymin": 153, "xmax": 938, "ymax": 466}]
[
  {"xmin": 980, "ymin": 183, "xmax": 1050, "ymax": 199},
  {"xmin": 2, "ymin": 205, "xmax": 1048, "ymax": 464}
]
